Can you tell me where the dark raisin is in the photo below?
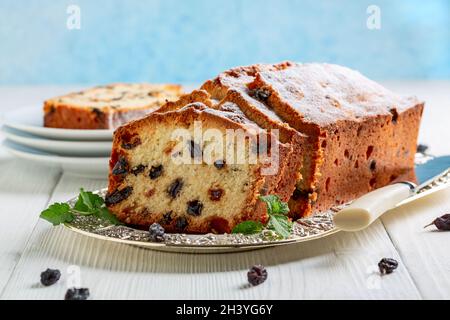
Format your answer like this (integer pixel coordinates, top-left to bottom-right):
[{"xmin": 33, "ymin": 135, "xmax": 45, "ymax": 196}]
[
  {"xmin": 247, "ymin": 265, "xmax": 268, "ymax": 286},
  {"xmin": 122, "ymin": 137, "xmax": 142, "ymax": 150},
  {"xmin": 251, "ymin": 88, "xmax": 271, "ymax": 101},
  {"xmin": 424, "ymin": 214, "xmax": 450, "ymax": 231},
  {"xmin": 92, "ymin": 108, "xmax": 105, "ymax": 120},
  {"xmin": 160, "ymin": 211, "xmax": 173, "ymax": 224},
  {"xmin": 111, "ymin": 92, "xmax": 126, "ymax": 101},
  {"xmin": 112, "ymin": 156, "xmax": 128, "ymax": 175},
  {"xmin": 175, "ymin": 217, "xmax": 188, "ymax": 231},
  {"xmin": 65, "ymin": 288, "xmax": 90, "ymax": 300},
  {"xmin": 292, "ymin": 187, "xmax": 309, "ymax": 200},
  {"xmin": 187, "ymin": 200, "xmax": 203, "ymax": 216},
  {"xmin": 189, "ymin": 140, "xmax": 202, "ymax": 159},
  {"xmin": 209, "ymin": 188, "xmax": 224, "ymax": 201},
  {"xmin": 148, "ymin": 223, "xmax": 165, "ymax": 242},
  {"xmin": 149, "ymin": 165, "xmax": 163, "ymax": 180},
  {"xmin": 167, "ymin": 178, "xmax": 183, "ymax": 198},
  {"xmin": 213, "ymin": 160, "xmax": 226, "ymax": 169},
  {"xmin": 40, "ymin": 268, "xmax": 61, "ymax": 286},
  {"xmin": 417, "ymin": 144, "xmax": 429, "ymax": 154},
  {"xmin": 105, "ymin": 186, "xmax": 133, "ymax": 206},
  {"xmin": 378, "ymin": 258, "xmax": 399, "ymax": 275},
  {"xmin": 389, "ymin": 108, "xmax": 399, "ymax": 124},
  {"xmin": 131, "ymin": 164, "xmax": 146, "ymax": 176},
  {"xmin": 370, "ymin": 160, "xmax": 377, "ymax": 171}
]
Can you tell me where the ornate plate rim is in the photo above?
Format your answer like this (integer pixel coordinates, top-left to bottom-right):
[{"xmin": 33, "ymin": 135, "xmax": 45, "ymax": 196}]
[{"xmin": 62, "ymin": 188, "xmax": 341, "ymax": 253}]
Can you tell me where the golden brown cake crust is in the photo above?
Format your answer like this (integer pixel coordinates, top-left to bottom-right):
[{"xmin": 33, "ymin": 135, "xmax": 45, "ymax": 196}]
[
  {"xmin": 246, "ymin": 62, "xmax": 424, "ymax": 216},
  {"xmin": 44, "ymin": 83, "xmax": 182, "ymax": 129}
]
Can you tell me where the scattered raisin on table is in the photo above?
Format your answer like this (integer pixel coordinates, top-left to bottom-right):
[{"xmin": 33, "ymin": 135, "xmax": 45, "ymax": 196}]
[
  {"xmin": 40, "ymin": 268, "xmax": 61, "ymax": 286},
  {"xmin": 187, "ymin": 200, "xmax": 203, "ymax": 216},
  {"xmin": 378, "ymin": 258, "xmax": 399, "ymax": 275},
  {"xmin": 64, "ymin": 288, "xmax": 90, "ymax": 300},
  {"xmin": 149, "ymin": 165, "xmax": 164, "ymax": 180},
  {"xmin": 247, "ymin": 265, "xmax": 268, "ymax": 286},
  {"xmin": 424, "ymin": 214, "xmax": 450, "ymax": 231},
  {"xmin": 168, "ymin": 178, "xmax": 183, "ymax": 198},
  {"xmin": 149, "ymin": 223, "xmax": 165, "ymax": 242}
]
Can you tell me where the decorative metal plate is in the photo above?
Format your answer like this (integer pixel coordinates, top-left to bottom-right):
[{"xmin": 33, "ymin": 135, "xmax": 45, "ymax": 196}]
[
  {"xmin": 64, "ymin": 188, "xmax": 340, "ymax": 253},
  {"xmin": 63, "ymin": 153, "xmax": 449, "ymax": 253}
]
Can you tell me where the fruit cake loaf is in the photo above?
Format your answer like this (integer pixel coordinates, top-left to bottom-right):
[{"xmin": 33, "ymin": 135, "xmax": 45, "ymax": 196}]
[
  {"xmin": 246, "ymin": 62, "xmax": 424, "ymax": 216},
  {"xmin": 201, "ymin": 64, "xmax": 320, "ymax": 217},
  {"xmin": 44, "ymin": 83, "xmax": 182, "ymax": 129},
  {"xmin": 106, "ymin": 100, "xmax": 298, "ymax": 233}
]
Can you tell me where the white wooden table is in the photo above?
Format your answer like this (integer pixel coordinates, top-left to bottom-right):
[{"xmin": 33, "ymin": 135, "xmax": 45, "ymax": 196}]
[{"xmin": 0, "ymin": 82, "xmax": 449, "ymax": 300}]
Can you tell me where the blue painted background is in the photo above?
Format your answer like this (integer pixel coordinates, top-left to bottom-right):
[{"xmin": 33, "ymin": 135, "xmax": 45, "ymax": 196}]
[{"xmin": 0, "ymin": 0, "xmax": 448, "ymax": 84}]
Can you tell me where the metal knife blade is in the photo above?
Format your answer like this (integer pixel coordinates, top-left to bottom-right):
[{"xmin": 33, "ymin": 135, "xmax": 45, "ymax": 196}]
[{"xmin": 397, "ymin": 155, "xmax": 450, "ymax": 206}]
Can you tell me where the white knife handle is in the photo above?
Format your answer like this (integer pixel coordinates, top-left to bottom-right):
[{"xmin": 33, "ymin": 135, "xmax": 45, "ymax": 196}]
[{"xmin": 333, "ymin": 183, "xmax": 415, "ymax": 232}]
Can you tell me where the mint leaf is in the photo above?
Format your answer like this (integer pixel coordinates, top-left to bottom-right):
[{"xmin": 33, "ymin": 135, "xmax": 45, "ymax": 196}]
[
  {"xmin": 40, "ymin": 203, "xmax": 74, "ymax": 226},
  {"xmin": 232, "ymin": 195, "xmax": 292, "ymax": 238},
  {"xmin": 232, "ymin": 221, "xmax": 264, "ymax": 235},
  {"xmin": 94, "ymin": 207, "xmax": 122, "ymax": 225},
  {"xmin": 42, "ymin": 188, "xmax": 121, "ymax": 226},
  {"xmin": 259, "ymin": 195, "xmax": 292, "ymax": 238},
  {"xmin": 259, "ymin": 195, "xmax": 289, "ymax": 215},
  {"xmin": 267, "ymin": 214, "xmax": 293, "ymax": 239},
  {"xmin": 74, "ymin": 188, "xmax": 104, "ymax": 213}
]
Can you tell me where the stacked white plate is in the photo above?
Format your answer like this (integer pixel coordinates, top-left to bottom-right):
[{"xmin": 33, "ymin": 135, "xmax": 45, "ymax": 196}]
[{"xmin": 1, "ymin": 106, "xmax": 113, "ymax": 179}]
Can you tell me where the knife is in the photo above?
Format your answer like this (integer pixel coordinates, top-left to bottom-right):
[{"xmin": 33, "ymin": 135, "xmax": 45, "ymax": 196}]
[{"xmin": 333, "ymin": 155, "xmax": 450, "ymax": 231}]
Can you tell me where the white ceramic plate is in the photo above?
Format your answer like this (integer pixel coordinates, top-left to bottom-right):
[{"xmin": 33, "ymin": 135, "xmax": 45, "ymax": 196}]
[
  {"xmin": 2, "ymin": 140, "xmax": 109, "ymax": 179},
  {"xmin": 2, "ymin": 106, "xmax": 113, "ymax": 141},
  {"xmin": 2, "ymin": 126, "xmax": 112, "ymax": 157}
]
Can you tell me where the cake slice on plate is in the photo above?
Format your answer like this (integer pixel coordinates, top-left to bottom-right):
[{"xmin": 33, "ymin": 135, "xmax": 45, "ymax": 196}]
[
  {"xmin": 106, "ymin": 95, "xmax": 300, "ymax": 233},
  {"xmin": 44, "ymin": 83, "xmax": 182, "ymax": 129}
]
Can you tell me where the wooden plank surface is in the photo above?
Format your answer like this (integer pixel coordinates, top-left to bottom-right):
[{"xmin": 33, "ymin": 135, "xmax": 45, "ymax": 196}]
[
  {"xmin": 0, "ymin": 149, "xmax": 61, "ymax": 293},
  {"xmin": 0, "ymin": 175, "xmax": 421, "ymax": 300},
  {"xmin": 0, "ymin": 83, "xmax": 449, "ymax": 299},
  {"xmin": 381, "ymin": 188, "xmax": 450, "ymax": 299}
]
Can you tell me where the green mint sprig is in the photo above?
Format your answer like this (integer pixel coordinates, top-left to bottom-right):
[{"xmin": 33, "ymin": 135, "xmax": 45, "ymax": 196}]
[
  {"xmin": 40, "ymin": 188, "xmax": 121, "ymax": 226},
  {"xmin": 232, "ymin": 195, "xmax": 292, "ymax": 238}
]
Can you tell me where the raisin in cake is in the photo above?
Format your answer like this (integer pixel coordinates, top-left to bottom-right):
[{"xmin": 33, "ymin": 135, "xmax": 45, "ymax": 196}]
[
  {"xmin": 44, "ymin": 83, "xmax": 182, "ymax": 129},
  {"xmin": 204, "ymin": 62, "xmax": 424, "ymax": 218},
  {"xmin": 106, "ymin": 95, "xmax": 303, "ymax": 233}
]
